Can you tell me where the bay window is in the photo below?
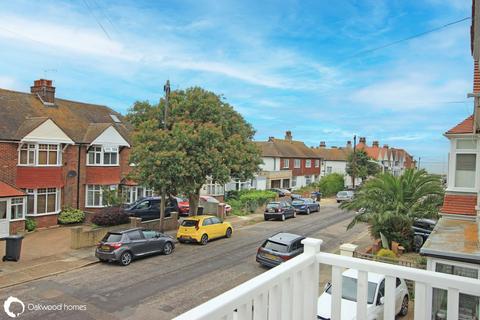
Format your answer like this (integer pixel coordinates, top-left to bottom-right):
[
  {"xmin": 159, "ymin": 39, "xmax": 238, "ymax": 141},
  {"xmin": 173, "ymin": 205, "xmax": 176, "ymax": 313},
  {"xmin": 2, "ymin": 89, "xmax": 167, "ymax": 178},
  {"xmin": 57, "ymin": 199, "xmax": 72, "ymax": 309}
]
[
  {"xmin": 453, "ymin": 139, "xmax": 477, "ymax": 189},
  {"xmin": 87, "ymin": 146, "xmax": 119, "ymax": 166},
  {"xmin": 86, "ymin": 185, "xmax": 117, "ymax": 207},
  {"xmin": 23, "ymin": 188, "xmax": 60, "ymax": 215},
  {"xmin": 123, "ymin": 186, "xmax": 155, "ymax": 204},
  {"xmin": 18, "ymin": 143, "xmax": 61, "ymax": 166}
]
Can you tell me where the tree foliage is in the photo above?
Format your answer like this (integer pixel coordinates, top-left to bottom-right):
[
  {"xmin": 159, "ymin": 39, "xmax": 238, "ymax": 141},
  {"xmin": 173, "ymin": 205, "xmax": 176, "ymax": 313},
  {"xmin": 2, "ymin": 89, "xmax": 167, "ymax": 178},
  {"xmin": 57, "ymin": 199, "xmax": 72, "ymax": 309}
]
[
  {"xmin": 127, "ymin": 87, "xmax": 262, "ymax": 214},
  {"xmin": 346, "ymin": 150, "xmax": 381, "ymax": 181},
  {"xmin": 340, "ymin": 169, "xmax": 444, "ymax": 250},
  {"xmin": 317, "ymin": 173, "xmax": 344, "ymax": 197}
]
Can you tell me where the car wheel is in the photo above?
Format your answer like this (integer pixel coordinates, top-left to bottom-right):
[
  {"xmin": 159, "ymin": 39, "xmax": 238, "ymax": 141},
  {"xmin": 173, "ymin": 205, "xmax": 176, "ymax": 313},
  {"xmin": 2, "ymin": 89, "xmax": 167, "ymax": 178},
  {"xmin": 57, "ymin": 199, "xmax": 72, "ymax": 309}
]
[
  {"xmin": 264, "ymin": 216, "xmax": 269, "ymax": 221},
  {"xmin": 281, "ymin": 214, "xmax": 286, "ymax": 221},
  {"xmin": 225, "ymin": 227, "xmax": 232, "ymax": 238},
  {"xmin": 306, "ymin": 207, "xmax": 311, "ymax": 215},
  {"xmin": 163, "ymin": 242, "xmax": 173, "ymax": 255},
  {"xmin": 119, "ymin": 251, "xmax": 132, "ymax": 266},
  {"xmin": 399, "ymin": 295, "xmax": 408, "ymax": 317},
  {"xmin": 200, "ymin": 234, "xmax": 208, "ymax": 245}
]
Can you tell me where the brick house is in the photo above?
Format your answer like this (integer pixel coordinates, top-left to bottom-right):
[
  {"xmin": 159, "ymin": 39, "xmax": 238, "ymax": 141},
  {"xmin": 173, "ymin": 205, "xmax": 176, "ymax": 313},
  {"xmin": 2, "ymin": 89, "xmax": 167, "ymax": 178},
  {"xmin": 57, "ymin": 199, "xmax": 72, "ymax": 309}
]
[
  {"xmin": 419, "ymin": 1, "xmax": 480, "ymax": 317},
  {"xmin": 254, "ymin": 131, "xmax": 321, "ymax": 190},
  {"xmin": 0, "ymin": 79, "xmax": 151, "ymax": 236}
]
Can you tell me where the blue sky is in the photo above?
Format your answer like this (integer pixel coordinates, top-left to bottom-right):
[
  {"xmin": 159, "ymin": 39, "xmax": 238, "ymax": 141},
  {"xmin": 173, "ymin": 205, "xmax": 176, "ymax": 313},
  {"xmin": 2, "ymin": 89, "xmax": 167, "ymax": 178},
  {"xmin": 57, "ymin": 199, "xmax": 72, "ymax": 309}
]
[{"xmin": 0, "ymin": 0, "xmax": 474, "ymax": 173}]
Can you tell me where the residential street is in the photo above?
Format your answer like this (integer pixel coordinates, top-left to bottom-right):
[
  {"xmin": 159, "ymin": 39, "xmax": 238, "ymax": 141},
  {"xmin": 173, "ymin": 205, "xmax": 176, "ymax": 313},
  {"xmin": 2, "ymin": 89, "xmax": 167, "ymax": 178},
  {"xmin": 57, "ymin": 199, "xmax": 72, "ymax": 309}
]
[{"xmin": 0, "ymin": 205, "xmax": 368, "ymax": 320}]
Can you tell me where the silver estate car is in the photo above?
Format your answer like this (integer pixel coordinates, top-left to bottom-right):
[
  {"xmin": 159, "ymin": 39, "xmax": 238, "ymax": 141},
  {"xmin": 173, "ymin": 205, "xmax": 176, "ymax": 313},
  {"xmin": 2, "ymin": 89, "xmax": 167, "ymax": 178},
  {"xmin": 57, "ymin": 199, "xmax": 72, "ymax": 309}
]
[
  {"xmin": 95, "ymin": 228, "xmax": 175, "ymax": 266},
  {"xmin": 336, "ymin": 190, "xmax": 354, "ymax": 203}
]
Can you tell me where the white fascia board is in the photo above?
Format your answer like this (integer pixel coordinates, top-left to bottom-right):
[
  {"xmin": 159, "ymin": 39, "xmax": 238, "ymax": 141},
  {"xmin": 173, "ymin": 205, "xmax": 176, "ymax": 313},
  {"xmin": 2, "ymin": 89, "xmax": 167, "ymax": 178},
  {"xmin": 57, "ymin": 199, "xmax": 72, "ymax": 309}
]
[
  {"xmin": 21, "ymin": 119, "xmax": 74, "ymax": 144},
  {"xmin": 90, "ymin": 125, "xmax": 130, "ymax": 147}
]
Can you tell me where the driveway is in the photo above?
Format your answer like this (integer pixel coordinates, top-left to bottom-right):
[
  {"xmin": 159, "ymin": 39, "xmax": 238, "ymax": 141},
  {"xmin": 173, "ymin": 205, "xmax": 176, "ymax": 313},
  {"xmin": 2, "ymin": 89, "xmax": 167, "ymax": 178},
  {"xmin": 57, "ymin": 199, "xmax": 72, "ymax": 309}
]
[{"xmin": 0, "ymin": 204, "xmax": 369, "ymax": 320}]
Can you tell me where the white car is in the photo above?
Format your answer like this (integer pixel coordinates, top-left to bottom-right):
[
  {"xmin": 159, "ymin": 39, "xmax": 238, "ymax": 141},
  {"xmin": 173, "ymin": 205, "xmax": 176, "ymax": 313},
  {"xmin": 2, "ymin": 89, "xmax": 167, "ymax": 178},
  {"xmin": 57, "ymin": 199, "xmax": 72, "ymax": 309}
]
[
  {"xmin": 336, "ymin": 191, "xmax": 354, "ymax": 203},
  {"xmin": 317, "ymin": 269, "xmax": 409, "ymax": 320}
]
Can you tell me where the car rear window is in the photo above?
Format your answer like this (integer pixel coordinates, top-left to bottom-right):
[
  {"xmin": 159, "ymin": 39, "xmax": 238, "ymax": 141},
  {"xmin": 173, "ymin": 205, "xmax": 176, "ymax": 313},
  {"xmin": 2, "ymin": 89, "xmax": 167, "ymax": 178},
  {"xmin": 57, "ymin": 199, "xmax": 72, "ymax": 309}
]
[
  {"xmin": 338, "ymin": 191, "xmax": 348, "ymax": 196},
  {"xmin": 292, "ymin": 200, "xmax": 305, "ymax": 205},
  {"xmin": 263, "ymin": 240, "xmax": 289, "ymax": 253},
  {"xmin": 103, "ymin": 233, "xmax": 122, "ymax": 242},
  {"xmin": 181, "ymin": 220, "xmax": 198, "ymax": 227},
  {"xmin": 266, "ymin": 203, "xmax": 280, "ymax": 209}
]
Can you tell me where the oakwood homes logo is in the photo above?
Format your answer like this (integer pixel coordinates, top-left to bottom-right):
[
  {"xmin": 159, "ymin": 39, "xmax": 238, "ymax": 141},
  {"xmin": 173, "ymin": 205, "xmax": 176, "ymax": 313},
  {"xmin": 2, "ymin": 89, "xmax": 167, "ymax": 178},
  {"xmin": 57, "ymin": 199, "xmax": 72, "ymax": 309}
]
[{"xmin": 3, "ymin": 296, "xmax": 25, "ymax": 318}]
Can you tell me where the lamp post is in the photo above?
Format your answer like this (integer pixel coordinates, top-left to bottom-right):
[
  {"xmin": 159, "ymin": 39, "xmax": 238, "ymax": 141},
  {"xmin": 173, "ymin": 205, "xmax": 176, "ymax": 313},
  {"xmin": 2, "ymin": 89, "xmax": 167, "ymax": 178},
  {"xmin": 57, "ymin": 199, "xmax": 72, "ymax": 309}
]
[{"xmin": 352, "ymin": 135, "xmax": 357, "ymax": 188}]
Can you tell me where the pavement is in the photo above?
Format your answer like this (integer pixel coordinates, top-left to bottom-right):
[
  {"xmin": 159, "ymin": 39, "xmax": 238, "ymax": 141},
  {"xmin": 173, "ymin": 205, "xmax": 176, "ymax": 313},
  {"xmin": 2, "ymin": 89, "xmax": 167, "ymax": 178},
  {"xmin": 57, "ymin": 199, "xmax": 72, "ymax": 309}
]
[{"xmin": 0, "ymin": 204, "xmax": 376, "ymax": 320}]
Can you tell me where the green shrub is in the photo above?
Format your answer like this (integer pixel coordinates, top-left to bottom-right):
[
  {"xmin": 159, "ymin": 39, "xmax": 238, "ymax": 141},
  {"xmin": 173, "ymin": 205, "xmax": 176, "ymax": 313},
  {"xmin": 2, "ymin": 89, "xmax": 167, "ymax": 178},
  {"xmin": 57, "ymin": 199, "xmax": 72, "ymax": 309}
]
[
  {"xmin": 376, "ymin": 249, "xmax": 397, "ymax": 259},
  {"xmin": 58, "ymin": 207, "xmax": 85, "ymax": 224},
  {"xmin": 25, "ymin": 218, "xmax": 37, "ymax": 232},
  {"xmin": 317, "ymin": 173, "xmax": 344, "ymax": 197},
  {"xmin": 239, "ymin": 190, "xmax": 277, "ymax": 213}
]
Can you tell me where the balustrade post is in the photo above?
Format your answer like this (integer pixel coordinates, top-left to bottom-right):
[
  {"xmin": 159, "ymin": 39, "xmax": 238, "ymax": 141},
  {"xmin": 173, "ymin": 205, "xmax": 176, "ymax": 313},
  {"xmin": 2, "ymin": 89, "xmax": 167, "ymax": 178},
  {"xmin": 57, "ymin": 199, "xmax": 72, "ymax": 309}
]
[{"xmin": 301, "ymin": 238, "xmax": 323, "ymax": 320}]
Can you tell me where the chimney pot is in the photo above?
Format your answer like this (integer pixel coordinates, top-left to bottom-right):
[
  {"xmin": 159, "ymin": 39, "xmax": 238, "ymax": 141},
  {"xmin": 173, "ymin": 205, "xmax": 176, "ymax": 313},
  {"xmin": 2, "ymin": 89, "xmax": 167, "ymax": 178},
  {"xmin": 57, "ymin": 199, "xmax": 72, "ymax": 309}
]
[
  {"xmin": 359, "ymin": 137, "xmax": 366, "ymax": 143},
  {"xmin": 372, "ymin": 141, "xmax": 379, "ymax": 147},
  {"xmin": 383, "ymin": 144, "xmax": 389, "ymax": 148},
  {"xmin": 346, "ymin": 141, "xmax": 352, "ymax": 148},
  {"xmin": 285, "ymin": 131, "xmax": 292, "ymax": 141},
  {"xmin": 319, "ymin": 141, "xmax": 326, "ymax": 147},
  {"xmin": 31, "ymin": 79, "xmax": 55, "ymax": 105}
]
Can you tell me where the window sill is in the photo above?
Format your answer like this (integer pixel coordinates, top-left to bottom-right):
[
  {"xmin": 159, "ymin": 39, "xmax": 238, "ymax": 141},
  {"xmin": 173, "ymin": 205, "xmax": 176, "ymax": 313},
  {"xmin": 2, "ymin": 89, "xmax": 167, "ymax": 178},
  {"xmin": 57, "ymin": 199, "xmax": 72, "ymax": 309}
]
[
  {"xmin": 445, "ymin": 187, "xmax": 477, "ymax": 193},
  {"xmin": 17, "ymin": 164, "xmax": 62, "ymax": 167},
  {"xmin": 10, "ymin": 218, "xmax": 26, "ymax": 222},
  {"xmin": 86, "ymin": 164, "xmax": 120, "ymax": 167},
  {"xmin": 26, "ymin": 211, "xmax": 60, "ymax": 217},
  {"xmin": 85, "ymin": 205, "xmax": 107, "ymax": 208}
]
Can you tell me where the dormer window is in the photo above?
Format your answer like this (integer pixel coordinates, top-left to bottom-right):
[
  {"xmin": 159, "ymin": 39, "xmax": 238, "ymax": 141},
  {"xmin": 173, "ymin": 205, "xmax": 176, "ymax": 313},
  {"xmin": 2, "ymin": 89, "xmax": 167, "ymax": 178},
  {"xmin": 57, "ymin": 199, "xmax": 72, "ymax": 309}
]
[
  {"xmin": 18, "ymin": 143, "xmax": 61, "ymax": 166},
  {"xmin": 87, "ymin": 146, "xmax": 119, "ymax": 166}
]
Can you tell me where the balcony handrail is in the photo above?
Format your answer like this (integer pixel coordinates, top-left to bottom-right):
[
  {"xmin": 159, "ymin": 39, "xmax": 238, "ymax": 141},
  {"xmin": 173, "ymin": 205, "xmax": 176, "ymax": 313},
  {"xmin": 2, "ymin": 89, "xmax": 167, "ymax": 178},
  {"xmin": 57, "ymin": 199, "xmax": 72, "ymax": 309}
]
[{"xmin": 317, "ymin": 252, "xmax": 480, "ymax": 296}]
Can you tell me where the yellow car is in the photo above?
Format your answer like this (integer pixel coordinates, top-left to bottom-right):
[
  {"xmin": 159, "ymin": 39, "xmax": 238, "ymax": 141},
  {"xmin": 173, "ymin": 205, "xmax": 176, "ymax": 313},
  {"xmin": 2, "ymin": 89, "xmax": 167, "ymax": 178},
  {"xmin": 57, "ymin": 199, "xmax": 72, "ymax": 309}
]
[{"xmin": 177, "ymin": 215, "xmax": 233, "ymax": 245}]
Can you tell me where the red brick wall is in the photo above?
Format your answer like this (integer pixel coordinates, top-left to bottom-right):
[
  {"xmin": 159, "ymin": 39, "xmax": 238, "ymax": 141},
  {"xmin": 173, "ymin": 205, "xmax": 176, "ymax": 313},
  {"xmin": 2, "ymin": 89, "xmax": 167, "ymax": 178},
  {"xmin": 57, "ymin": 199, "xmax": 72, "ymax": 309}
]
[
  {"xmin": 62, "ymin": 145, "xmax": 80, "ymax": 209},
  {"xmin": 281, "ymin": 157, "xmax": 321, "ymax": 177},
  {"xmin": 16, "ymin": 166, "xmax": 64, "ymax": 188},
  {"xmin": 441, "ymin": 193, "xmax": 477, "ymax": 216},
  {"xmin": 32, "ymin": 214, "xmax": 58, "ymax": 228},
  {"xmin": 10, "ymin": 220, "xmax": 25, "ymax": 234},
  {"xmin": 0, "ymin": 142, "xmax": 18, "ymax": 185}
]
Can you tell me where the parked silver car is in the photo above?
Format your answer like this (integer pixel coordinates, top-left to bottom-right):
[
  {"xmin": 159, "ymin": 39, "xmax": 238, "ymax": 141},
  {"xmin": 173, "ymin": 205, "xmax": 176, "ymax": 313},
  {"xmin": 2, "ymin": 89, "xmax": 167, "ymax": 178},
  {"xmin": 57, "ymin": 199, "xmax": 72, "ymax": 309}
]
[
  {"xmin": 95, "ymin": 228, "xmax": 175, "ymax": 266},
  {"xmin": 336, "ymin": 190, "xmax": 354, "ymax": 203}
]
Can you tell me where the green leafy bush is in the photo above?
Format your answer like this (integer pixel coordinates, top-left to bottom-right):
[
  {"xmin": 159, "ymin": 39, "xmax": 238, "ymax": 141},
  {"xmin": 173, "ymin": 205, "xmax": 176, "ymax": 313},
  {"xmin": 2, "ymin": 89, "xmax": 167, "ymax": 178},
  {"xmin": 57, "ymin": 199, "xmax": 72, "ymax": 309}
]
[
  {"xmin": 239, "ymin": 190, "xmax": 277, "ymax": 213},
  {"xmin": 25, "ymin": 218, "xmax": 36, "ymax": 232},
  {"xmin": 376, "ymin": 249, "xmax": 397, "ymax": 259},
  {"xmin": 317, "ymin": 173, "xmax": 344, "ymax": 197},
  {"xmin": 91, "ymin": 206, "xmax": 130, "ymax": 227},
  {"xmin": 58, "ymin": 208, "xmax": 85, "ymax": 224}
]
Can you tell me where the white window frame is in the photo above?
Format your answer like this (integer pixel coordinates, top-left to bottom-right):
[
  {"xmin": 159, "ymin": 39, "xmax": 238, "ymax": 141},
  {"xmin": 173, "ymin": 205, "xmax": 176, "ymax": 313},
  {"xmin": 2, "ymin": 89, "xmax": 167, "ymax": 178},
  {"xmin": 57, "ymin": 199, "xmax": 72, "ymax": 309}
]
[
  {"xmin": 315, "ymin": 159, "xmax": 320, "ymax": 168},
  {"xmin": 87, "ymin": 145, "xmax": 119, "ymax": 166},
  {"xmin": 123, "ymin": 186, "xmax": 155, "ymax": 204},
  {"xmin": 305, "ymin": 175, "xmax": 312, "ymax": 185},
  {"xmin": 24, "ymin": 188, "xmax": 61, "ymax": 216},
  {"xmin": 305, "ymin": 160, "xmax": 312, "ymax": 168},
  {"xmin": 291, "ymin": 176, "xmax": 297, "ymax": 187},
  {"xmin": 86, "ymin": 185, "xmax": 117, "ymax": 208},
  {"xmin": 18, "ymin": 143, "xmax": 61, "ymax": 167},
  {"xmin": 447, "ymin": 137, "xmax": 479, "ymax": 192},
  {"xmin": 9, "ymin": 197, "xmax": 26, "ymax": 221},
  {"xmin": 282, "ymin": 159, "xmax": 290, "ymax": 169},
  {"xmin": 294, "ymin": 159, "xmax": 301, "ymax": 168},
  {"xmin": 327, "ymin": 166, "xmax": 333, "ymax": 174}
]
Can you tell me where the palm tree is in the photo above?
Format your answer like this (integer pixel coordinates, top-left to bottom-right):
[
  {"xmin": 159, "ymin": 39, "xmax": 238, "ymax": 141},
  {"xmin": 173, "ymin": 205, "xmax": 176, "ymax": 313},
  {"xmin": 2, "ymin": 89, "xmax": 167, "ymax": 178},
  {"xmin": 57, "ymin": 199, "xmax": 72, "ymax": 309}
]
[{"xmin": 341, "ymin": 169, "xmax": 444, "ymax": 249}]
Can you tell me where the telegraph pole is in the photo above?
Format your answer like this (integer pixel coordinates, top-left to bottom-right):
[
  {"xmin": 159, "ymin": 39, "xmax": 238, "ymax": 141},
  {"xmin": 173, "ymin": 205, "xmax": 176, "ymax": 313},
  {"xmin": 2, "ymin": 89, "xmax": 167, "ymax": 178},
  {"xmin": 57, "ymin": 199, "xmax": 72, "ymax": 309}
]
[
  {"xmin": 352, "ymin": 135, "xmax": 357, "ymax": 188},
  {"xmin": 159, "ymin": 80, "xmax": 171, "ymax": 232},
  {"xmin": 418, "ymin": 157, "xmax": 421, "ymax": 170}
]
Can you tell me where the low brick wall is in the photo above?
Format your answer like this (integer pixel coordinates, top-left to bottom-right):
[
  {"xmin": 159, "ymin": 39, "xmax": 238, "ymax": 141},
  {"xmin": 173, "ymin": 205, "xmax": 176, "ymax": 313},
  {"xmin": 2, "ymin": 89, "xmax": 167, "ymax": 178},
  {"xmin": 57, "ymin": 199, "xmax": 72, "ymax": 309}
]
[
  {"xmin": 70, "ymin": 213, "xmax": 179, "ymax": 249},
  {"xmin": 10, "ymin": 220, "xmax": 25, "ymax": 235}
]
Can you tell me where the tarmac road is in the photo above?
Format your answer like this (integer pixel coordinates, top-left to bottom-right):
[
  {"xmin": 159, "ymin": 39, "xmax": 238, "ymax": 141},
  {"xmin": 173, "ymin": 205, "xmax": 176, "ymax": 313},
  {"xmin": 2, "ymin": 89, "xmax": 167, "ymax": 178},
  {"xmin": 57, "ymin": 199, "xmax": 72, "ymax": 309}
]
[{"xmin": 0, "ymin": 204, "xmax": 367, "ymax": 320}]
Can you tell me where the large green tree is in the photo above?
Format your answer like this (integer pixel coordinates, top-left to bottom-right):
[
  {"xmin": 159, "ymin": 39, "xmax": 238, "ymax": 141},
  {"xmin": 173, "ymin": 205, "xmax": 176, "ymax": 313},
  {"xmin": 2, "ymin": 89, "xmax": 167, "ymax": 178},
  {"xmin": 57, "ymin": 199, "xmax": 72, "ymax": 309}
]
[
  {"xmin": 340, "ymin": 169, "xmax": 444, "ymax": 249},
  {"xmin": 127, "ymin": 87, "xmax": 262, "ymax": 216},
  {"xmin": 346, "ymin": 150, "xmax": 381, "ymax": 186}
]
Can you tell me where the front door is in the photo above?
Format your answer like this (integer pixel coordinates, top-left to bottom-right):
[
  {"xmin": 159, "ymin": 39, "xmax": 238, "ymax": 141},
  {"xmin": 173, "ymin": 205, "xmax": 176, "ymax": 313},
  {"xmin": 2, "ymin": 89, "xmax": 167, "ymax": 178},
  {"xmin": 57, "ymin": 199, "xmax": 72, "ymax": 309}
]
[{"xmin": 0, "ymin": 200, "xmax": 9, "ymax": 237}]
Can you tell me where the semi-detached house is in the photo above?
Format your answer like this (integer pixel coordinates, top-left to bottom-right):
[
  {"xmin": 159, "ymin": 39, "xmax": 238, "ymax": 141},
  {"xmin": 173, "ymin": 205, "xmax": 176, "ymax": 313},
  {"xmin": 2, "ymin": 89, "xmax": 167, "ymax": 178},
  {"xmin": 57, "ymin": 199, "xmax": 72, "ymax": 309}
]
[
  {"xmin": 0, "ymin": 79, "xmax": 152, "ymax": 237},
  {"xmin": 254, "ymin": 131, "xmax": 321, "ymax": 190}
]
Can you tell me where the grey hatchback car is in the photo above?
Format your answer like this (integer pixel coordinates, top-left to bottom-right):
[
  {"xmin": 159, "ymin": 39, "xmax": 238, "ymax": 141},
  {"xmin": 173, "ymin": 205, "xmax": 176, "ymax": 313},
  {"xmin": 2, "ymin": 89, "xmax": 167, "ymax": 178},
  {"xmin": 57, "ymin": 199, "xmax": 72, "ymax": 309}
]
[
  {"xmin": 256, "ymin": 232, "xmax": 305, "ymax": 268},
  {"xmin": 95, "ymin": 228, "xmax": 175, "ymax": 266}
]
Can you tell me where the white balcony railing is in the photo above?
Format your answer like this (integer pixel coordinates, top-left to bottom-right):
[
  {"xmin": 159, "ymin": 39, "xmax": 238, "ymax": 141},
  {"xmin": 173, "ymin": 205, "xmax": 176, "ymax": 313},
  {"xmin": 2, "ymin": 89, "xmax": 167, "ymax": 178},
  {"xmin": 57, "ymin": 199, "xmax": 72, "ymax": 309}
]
[{"xmin": 173, "ymin": 238, "xmax": 480, "ymax": 320}]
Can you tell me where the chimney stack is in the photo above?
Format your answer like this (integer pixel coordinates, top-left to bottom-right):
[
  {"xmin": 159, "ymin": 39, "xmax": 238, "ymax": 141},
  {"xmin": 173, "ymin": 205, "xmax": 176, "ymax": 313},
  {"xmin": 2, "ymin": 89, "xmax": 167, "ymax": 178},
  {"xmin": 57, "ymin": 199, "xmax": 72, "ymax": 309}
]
[
  {"xmin": 359, "ymin": 137, "xmax": 366, "ymax": 144},
  {"xmin": 372, "ymin": 141, "xmax": 379, "ymax": 147},
  {"xmin": 285, "ymin": 131, "xmax": 292, "ymax": 141},
  {"xmin": 31, "ymin": 79, "xmax": 55, "ymax": 105},
  {"xmin": 346, "ymin": 141, "xmax": 352, "ymax": 148},
  {"xmin": 268, "ymin": 136, "xmax": 275, "ymax": 142},
  {"xmin": 383, "ymin": 144, "xmax": 389, "ymax": 148},
  {"xmin": 319, "ymin": 141, "xmax": 326, "ymax": 148}
]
